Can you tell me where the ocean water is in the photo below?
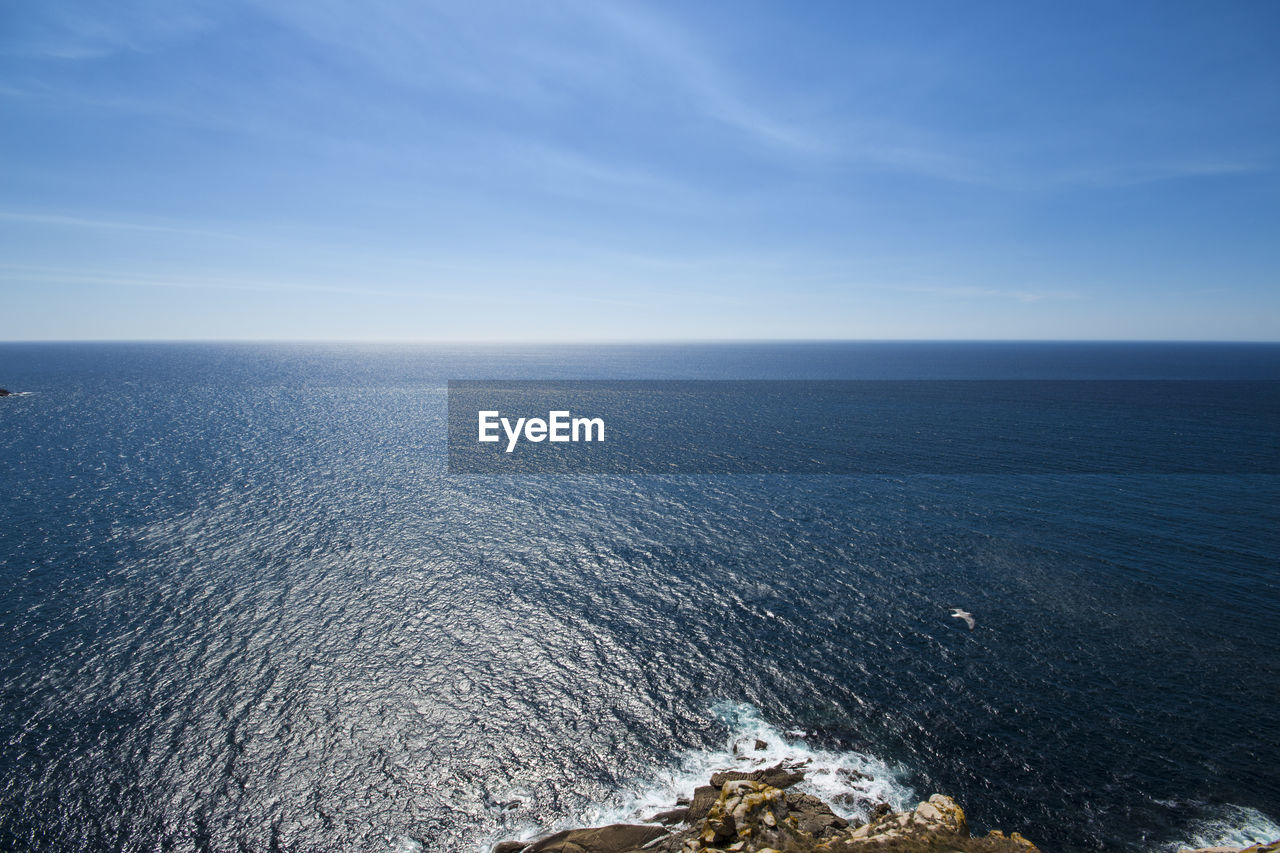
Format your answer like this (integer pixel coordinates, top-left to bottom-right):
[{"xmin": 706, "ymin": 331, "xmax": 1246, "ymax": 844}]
[{"xmin": 0, "ymin": 342, "xmax": 1277, "ymax": 853}]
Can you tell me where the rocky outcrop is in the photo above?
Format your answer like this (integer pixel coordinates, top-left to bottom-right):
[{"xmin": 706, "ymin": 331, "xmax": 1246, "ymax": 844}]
[
  {"xmin": 497, "ymin": 823, "xmax": 669, "ymax": 853},
  {"xmin": 1180, "ymin": 843, "xmax": 1280, "ymax": 853},
  {"xmin": 494, "ymin": 765, "xmax": 1041, "ymax": 853},
  {"xmin": 0, "ymin": 388, "xmax": 10, "ymax": 396}
]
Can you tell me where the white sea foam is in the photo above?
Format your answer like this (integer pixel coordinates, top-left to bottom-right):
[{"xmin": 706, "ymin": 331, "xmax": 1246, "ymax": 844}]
[
  {"xmin": 478, "ymin": 701, "xmax": 915, "ymax": 852},
  {"xmin": 1168, "ymin": 803, "xmax": 1280, "ymax": 851},
  {"xmin": 390, "ymin": 836, "xmax": 424, "ymax": 853},
  {"xmin": 578, "ymin": 701, "xmax": 913, "ymax": 828}
]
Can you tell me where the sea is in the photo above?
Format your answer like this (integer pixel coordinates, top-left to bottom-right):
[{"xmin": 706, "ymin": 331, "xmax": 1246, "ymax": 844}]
[{"xmin": 0, "ymin": 341, "xmax": 1277, "ymax": 853}]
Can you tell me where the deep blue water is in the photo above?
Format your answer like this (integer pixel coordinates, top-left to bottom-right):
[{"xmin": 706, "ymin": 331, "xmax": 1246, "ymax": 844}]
[{"xmin": 1, "ymin": 342, "xmax": 1278, "ymax": 853}]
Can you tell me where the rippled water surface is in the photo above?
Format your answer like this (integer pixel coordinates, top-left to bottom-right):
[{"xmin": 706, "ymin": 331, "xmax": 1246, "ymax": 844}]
[{"xmin": 1, "ymin": 343, "xmax": 1278, "ymax": 853}]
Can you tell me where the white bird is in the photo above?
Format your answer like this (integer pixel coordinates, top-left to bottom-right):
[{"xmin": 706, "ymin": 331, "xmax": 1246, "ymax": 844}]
[{"xmin": 950, "ymin": 608, "xmax": 975, "ymax": 630}]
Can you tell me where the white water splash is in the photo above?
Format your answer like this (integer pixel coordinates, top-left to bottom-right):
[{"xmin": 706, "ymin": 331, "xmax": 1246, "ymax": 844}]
[
  {"xmin": 390, "ymin": 836, "xmax": 424, "ymax": 853},
  {"xmin": 1168, "ymin": 803, "xmax": 1280, "ymax": 851},
  {"xmin": 477, "ymin": 702, "xmax": 915, "ymax": 852},
  {"xmin": 584, "ymin": 701, "xmax": 914, "ymax": 827}
]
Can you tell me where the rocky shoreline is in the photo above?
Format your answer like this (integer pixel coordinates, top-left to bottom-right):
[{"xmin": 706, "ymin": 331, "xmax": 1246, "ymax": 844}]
[
  {"xmin": 492, "ymin": 759, "xmax": 1040, "ymax": 853},
  {"xmin": 492, "ymin": 761, "xmax": 1280, "ymax": 853}
]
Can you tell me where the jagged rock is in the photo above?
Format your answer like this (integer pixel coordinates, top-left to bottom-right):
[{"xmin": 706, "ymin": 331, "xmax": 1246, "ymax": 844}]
[
  {"xmin": 754, "ymin": 739, "xmax": 768, "ymax": 751},
  {"xmin": 687, "ymin": 786, "xmax": 720, "ymax": 822},
  {"xmin": 0, "ymin": 389, "xmax": 10, "ymax": 396},
  {"xmin": 648, "ymin": 807, "xmax": 689, "ymax": 826},
  {"xmin": 710, "ymin": 763, "xmax": 805, "ymax": 790},
  {"xmin": 700, "ymin": 780, "xmax": 791, "ymax": 849},
  {"xmin": 986, "ymin": 829, "xmax": 1042, "ymax": 851},
  {"xmin": 916, "ymin": 794, "xmax": 968, "ymax": 835},
  {"xmin": 784, "ymin": 789, "xmax": 848, "ymax": 837},
  {"xmin": 1180, "ymin": 842, "xmax": 1280, "ymax": 853},
  {"xmin": 761, "ymin": 769, "xmax": 805, "ymax": 790},
  {"xmin": 498, "ymin": 774, "xmax": 1041, "ymax": 853},
  {"xmin": 845, "ymin": 794, "xmax": 969, "ymax": 845},
  {"xmin": 709, "ymin": 770, "xmax": 758, "ymax": 787},
  {"xmin": 830, "ymin": 791, "xmax": 868, "ymax": 810}
]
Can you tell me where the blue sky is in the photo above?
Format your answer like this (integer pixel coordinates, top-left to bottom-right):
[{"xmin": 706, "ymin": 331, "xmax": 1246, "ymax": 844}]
[{"xmin": 2, "ymin": 0, "xmax": 1277, "ymax": 341}]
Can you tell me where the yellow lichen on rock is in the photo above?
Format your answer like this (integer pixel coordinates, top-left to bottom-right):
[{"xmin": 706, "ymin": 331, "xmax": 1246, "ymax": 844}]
[{"xmin": 499, "ymin": 771, "xmax": 1045, "ymax": 853}]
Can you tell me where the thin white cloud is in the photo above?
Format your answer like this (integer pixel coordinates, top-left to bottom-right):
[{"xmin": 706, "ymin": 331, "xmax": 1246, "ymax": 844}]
[
  {"xmin": 0, "ymin": 267, "xmax": 399, "ymax": 296},
  {"xmin": 0, "ymin": 210, "xmax": 241, "ymax": 239},
  {"xmin": 250, "ymin": 0, "xmax": 828, "ymax": 156},
  {"xmin": 896, "ymin": 284, "xmax": 1080, "ymax": 303},
  {"xmin": 575, "ymin": 0, "xmax": 827, "ymax": 154},
  {"xmin": 9, "ymin": 0, "xmax": 1271, "ymax": 197},
  {"xmin": 1, "ymin": 1, "xmax": 217, "ymax": 60},
  {"xmin": 1047, "ymin": 159, "xmax": 1267, "ymax": 190},
  {"xmin": 0, "ymin": 263, "xmax": 663, "ymax": 308},
  {"xmin": 498, "ymin": 142, "xmax": 716, "ymax": 210}
]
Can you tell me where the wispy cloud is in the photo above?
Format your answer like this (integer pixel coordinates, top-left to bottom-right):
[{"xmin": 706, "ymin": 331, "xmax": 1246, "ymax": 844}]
[
  {"xmin": 896, "ymin": 284, "xmax": 1080, "ymax": 303},
  {"xmin": 0, "ymin": 266, "xmax": 401, "ymax": 296},
  {"xmin": 498, "ymin": 142, "xmax": 718, "ymax": 210},
  {"xmin": 0, "ymin": 0, "xmax": 216, "ymax": 60},
  {"xmin": 576, "ymin": 1, "xmax": 827, "ymax": 154},
  {"xmin": 0, "ymin": 210, "xmax": 240, "ymax": 239},
  {"xmin": 251, "ymin": 0, "xmax": 828, "ymax": 156},
  {"xmin": 0, "ymin": 259, "xmax": 673, "ymax": 308},
  {"xmin": 1047, "ymin": 159, "xmax": 1268, "ymax": 190}
]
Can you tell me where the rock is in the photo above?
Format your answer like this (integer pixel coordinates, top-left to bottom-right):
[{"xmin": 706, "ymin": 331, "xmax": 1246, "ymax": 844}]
[
  {"xmin": 760, "ymin": 769, "xmax": 805, "ymax": 789},
  {"xmin": 526, "ymin": 824, "xmax": 668, "ymax": 853},
  {"xmin": 754, "ymin": 739, "xmax": 768, "ymax": 751},
  {"xmin": 709, "ymin": 770, "xmax": 757, "ymax": 787},
  {"xmin": 709, "ymin": 763, "xmax": 804, "ymax": 791},
  {"xmin": 1003, "ymin": 830, "xmax": 1042, "ymax": 850},
  {"xmin": 530, "ymin": 843, "xmax": 586, "ymax": 853},
  {"xmin": 687, "ymin": 786, "xmax": 720, "ymax": 822},
  {"xmin": 701, "ymin": 780, "xmax": 789, "ymax": 848},
  {"xmin": 915, "ymin": 793, "xmax": 967, "ymax": 835},
  {"xmin": 525, "ymin": 831, "xmax": 571, "ymax": 852},
  {"xmin": 647, "ymin": 808, "xmax": 689, "ymax": 826},
  {"xmin": 826, "ymin": 792, "xmax": 1045, "ymax": 851},
  {"xmin": 0, "ymin": 389, "xmax": 10, "ymax": 396},
  {"xmin": 498, "ymin": 773, "xmax": 1041, "ymax": 853},
  {"xmin": 783, "ymin": 790, "xmax": 848, "ymax": 838},
  {"xmin": 927, "ymin": 793, "xmax": 969, "ymax": 835}
]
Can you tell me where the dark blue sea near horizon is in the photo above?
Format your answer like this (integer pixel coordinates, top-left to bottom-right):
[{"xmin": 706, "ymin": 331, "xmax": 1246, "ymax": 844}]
[{"xmin": 1, "ymin": 342, "xmax": 1278, "ymax": 853}]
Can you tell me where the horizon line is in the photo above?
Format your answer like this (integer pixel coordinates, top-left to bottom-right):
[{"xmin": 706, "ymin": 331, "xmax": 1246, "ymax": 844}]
[{"xmin": 2, "ymin": 337, "xmax": 1280, "ymax": 346}]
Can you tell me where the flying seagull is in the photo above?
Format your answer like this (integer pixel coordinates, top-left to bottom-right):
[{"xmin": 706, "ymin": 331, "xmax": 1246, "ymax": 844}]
[{"xmin": 951, "ymin": 608, "xmax": 975, "ymax": 630}]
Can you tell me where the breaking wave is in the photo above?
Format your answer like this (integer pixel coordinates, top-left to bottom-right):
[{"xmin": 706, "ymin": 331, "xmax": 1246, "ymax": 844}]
[
  {"xmin": 1166, "ymin": 803, "xmax": 1280, "ymax": 852},
  {"xmin": 484, "ymin": 702, "xmax": 914, "ymax": 851}
]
